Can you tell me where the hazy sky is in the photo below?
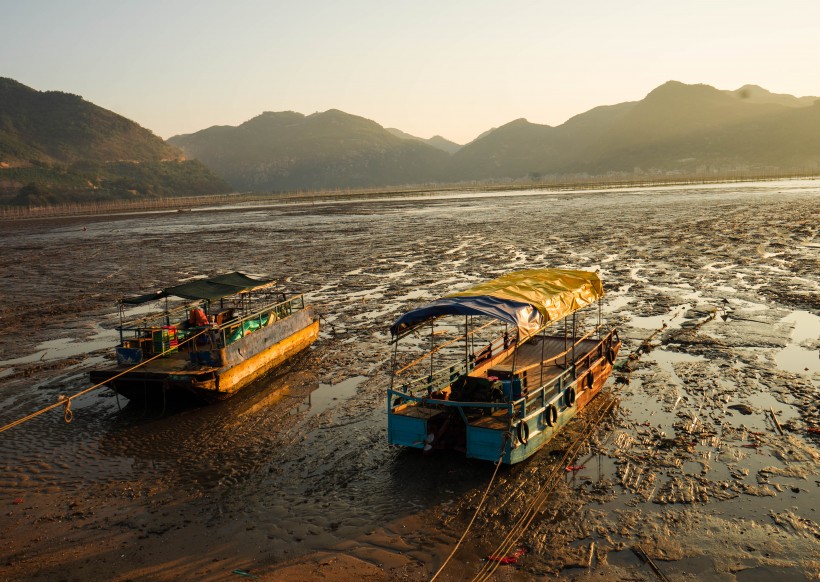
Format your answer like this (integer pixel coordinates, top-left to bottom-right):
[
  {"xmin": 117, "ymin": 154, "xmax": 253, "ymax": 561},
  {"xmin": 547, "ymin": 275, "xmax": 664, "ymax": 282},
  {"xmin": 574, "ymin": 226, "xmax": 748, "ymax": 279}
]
[{"xmin": 2, "ymin": 1, "xmax": 818, "ymax": 143}]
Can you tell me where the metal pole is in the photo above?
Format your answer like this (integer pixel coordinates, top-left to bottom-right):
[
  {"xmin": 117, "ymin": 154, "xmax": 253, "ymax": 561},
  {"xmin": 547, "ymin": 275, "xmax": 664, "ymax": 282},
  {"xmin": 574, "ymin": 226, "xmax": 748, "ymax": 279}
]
[
  {"xmin": 564, "ymin": 317, "xmax": 568, "ymax": 367},
  {"xmin": 539, "ymin": 324, "xmax": 545, "ymax": 387},
  {"xmin": 511, "ymin": 328, "xmax": 518, "ymax": 376},
  {"xmin": 430, "ymin": 319, "xmax": 434, "ymax": 380},
  {"xmin": 118, "ymin": 303, "xmax": 124, "ymax": 345},
  {"xmin": 389, "ymin": 338, "xmax": 398, "ymax": 390},
  {"xmin": 470, "ymin": 316, "xmax": 474, "ymax": 363},
  {"xmin": 465, "ymin": 315, "xmax": 469, "ymax": 370},
  {"xmin": 572, "ymin": 312, "xmax": 577, "ymax": 379}
]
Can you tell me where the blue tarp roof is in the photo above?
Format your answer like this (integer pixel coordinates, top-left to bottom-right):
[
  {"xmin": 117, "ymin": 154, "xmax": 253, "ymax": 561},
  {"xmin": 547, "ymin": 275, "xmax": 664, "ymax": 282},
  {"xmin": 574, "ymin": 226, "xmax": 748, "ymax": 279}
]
[{"xmin": 390, "ymin": 296, "xmax": 539, "ymax": 336}]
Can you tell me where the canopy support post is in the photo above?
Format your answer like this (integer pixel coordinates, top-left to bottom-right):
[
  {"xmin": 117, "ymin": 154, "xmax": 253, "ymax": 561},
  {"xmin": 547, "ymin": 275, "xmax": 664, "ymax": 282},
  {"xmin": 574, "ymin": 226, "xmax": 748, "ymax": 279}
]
[
  {"xmin": 389, "ymin": 338, "xmax": 398, "ymax": 391},
  {"xmin": 429, "ymin": 319, "xmax": 434, "ymax": 389},
  {"xmin": 470, "ymin": 316, "xmax": 475, "ymax": 361},
  {"xmin": 511, "ymin": 328, "xmax": 519, "ymax": 377},
  {"xmin": 563, "ymin": 318, "xmax": 568, "ymax": 368},
  {"xmin": 572, "ymin": 311, "xmax": 577, "ymax": 379},
  {"xmin": 539, "ymin": 324, "xmax": 545, "ymax": 388},
  {"xmin": 464, "ymin": 315, "xmax": 469, "ymax": 371},
  {"xmin": 118, "ymin": 303, "xmax": 124, "ymax": 345}
]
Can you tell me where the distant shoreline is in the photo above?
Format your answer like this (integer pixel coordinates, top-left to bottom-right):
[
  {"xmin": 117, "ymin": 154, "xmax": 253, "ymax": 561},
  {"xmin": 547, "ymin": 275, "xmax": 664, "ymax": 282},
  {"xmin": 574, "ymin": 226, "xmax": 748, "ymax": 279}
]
[{"xmin": 1, "ymin": 171, "xmax": 818, "ymax": 221}]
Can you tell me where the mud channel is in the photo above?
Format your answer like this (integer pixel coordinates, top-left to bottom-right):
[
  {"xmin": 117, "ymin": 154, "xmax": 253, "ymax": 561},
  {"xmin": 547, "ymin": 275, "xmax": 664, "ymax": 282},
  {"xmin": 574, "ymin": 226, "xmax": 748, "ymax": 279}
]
[{"xmin": 0, "ymin": 180, "xmax": 818, "ymax": 581}]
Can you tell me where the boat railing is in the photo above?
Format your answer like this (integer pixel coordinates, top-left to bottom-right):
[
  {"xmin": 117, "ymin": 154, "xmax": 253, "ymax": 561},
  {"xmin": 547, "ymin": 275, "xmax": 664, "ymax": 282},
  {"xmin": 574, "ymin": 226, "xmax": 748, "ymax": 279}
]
[
  {"xmin": 394, "ymin": 327, "xmax": 512, "ymax": 394},
  {"xmin": 119, "ymin": 302, "xmax": 192, "ymax": 332},
  {"xmin": 391, "ymin": 327, "xmax": 619, "ymax": 426},
  {"xmin": 117, "ymin": 294, "xmax": 306, "ymax": 350},
  {"xmin": 393, "ymin": 320, "xmax": 496, "ymax": 375},
  {"xmin": 396, "ymin": 360, "xmax": 474, "ymax": 397},
  {"xmin": 388, "ymin": 388, "xmax": 514, "ymax": 417}
]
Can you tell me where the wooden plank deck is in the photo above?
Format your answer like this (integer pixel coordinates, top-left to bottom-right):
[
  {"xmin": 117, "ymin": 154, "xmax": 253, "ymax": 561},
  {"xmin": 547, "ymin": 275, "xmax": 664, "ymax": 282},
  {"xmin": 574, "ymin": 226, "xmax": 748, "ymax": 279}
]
[
  {"xmin": 470, "ymin": 410, "xmax": 511, "ymax": 431},
  {"xmin": 488, "ymin": 336, "xmax": 599, "ymax": 375}
]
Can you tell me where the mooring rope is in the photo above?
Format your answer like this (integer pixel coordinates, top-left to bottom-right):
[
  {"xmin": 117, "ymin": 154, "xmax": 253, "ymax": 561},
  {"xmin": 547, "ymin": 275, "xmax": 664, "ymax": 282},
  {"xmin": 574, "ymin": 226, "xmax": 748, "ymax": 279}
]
[
  {"xmin": 0, "ymin": 328, "xmax": 210, "ymax": 435},
  {"xmin": 430, "ymin": 433, "xmax": 509, "ymax": 582},
  {"xmin": 423, "ymin": 309, "xmax": 720, "ymax": 580},
  {"xmin": 469, "ymin": 309, "xmax": 719, "ymax": 580},
  {"xmin": 472, "ymin": 395, "xmax": 618, "ymax": 581}
]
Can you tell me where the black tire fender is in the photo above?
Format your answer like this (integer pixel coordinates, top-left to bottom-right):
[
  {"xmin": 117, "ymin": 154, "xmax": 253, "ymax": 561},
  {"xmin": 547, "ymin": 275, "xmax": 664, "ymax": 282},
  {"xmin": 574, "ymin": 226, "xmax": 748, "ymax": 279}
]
[
  {"xmin": 543, "ymin": 404, "xmax": 558, "ymax": 427},
  {"xmin": 565, "ymin": 386, "xmax": 576, "ymax": 406},
  {"xmin": 517, "ymin": 421, "xmax": 530, "ymax": 445}
]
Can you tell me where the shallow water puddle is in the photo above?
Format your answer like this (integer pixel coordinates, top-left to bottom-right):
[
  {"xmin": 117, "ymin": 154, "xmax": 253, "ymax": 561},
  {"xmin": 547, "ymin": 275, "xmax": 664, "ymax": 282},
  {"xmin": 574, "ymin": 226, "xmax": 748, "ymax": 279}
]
[
  {"xmin": 301, "ymin": 375, "xmax": 366, "ymax": 417},
  {"xmin": 774, "ymin": 310, "xmax": 820, "ymax": 374},
  {"xmin": 0, "ymin": 327, "xmax": 118, "ymax": 366},
  {"xmin": 604, "ymin": 294, "xmax": 633, "ymax": 312}
]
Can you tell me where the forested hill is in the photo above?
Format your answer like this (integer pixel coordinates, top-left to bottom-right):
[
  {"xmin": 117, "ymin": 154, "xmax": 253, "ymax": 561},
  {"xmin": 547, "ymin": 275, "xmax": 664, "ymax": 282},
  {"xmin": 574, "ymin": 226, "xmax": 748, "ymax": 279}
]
[
  {"xmin": 172, "ymin": 81, "xmax": 820, "ymax": 191},
  {"xmin": 168, "ymin": 110, "xmax": 451, "ymax": 192},
  {"xmin": 3, "ymin": 77, "xmax": 819, "ymax": 205},
  {"xmin": 0, "ymin": 78, "xmax": 230, "ymax": 205},
  {"xmin": 450, "ymin": 81, "xmax": 820, "ymax": 179}
]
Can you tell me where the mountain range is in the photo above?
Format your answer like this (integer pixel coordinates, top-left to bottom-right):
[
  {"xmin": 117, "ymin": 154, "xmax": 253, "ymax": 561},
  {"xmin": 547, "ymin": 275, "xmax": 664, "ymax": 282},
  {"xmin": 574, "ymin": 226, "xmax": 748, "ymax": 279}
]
[
  {"xmin": 170, "ymin": 81, "xmax": 820, "ymax": 191},
  {"xmin": 0, "ymin": 77, "xmax": 229, "ymax": 205},
  {"xmin": 2, "ymin": 77, "xmax": 819, "ymax": 204},
  {"xmin": 167, "ymin": 110, "xmax": 451, "ymax": 191}
]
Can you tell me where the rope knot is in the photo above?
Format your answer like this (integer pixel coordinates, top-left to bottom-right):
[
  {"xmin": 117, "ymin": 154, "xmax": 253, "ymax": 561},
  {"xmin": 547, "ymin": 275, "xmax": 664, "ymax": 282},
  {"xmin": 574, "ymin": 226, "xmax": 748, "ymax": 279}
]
[{"xmin": 57, "ymin": 395, "xmax": 73, "ymax": 423}]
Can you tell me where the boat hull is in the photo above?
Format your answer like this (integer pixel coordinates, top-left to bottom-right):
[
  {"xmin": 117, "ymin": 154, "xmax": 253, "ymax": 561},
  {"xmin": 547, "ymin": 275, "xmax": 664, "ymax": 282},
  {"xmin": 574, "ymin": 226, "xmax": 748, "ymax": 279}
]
[
  {"xmin": 90, "ymin": 309, "xmax": 319, "ymax": 403},
  {"xmin": 388, "ymin": 330, "xmax": 621, "ymax": 464}
]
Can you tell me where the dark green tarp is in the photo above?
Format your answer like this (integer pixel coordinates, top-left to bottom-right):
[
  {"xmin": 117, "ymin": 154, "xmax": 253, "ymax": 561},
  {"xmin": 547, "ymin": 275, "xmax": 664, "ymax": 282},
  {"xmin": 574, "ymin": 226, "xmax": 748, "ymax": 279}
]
[{"xmin": 121, "ymin": 272, "xmax": 275, "ymax": 305}]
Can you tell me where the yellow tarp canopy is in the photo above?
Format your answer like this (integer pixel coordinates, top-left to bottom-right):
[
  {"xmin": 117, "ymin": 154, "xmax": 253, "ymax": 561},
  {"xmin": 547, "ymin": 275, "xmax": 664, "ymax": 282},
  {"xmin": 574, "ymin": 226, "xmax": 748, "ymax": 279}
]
[
  {"xmin": 449, "ymin": 268, "xmax": 604, "ymax": 324},
  {"xmin": 390, "ymin": 268, "xmax": 604, "ymax": 336}
]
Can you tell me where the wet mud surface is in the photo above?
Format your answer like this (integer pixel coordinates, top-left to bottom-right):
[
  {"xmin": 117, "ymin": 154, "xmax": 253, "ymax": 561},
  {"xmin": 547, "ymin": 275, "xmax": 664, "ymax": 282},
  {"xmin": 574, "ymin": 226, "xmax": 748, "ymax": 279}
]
[{"xmin": 0, "ymin": 180, "xmax": 818, "ymax": 580}]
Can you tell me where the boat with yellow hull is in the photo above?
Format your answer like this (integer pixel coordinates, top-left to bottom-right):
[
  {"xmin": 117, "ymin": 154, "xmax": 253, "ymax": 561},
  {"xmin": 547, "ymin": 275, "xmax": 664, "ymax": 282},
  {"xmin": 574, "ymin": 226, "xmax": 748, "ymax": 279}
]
[
  {"xmin": 387, "ymin": 269, "xmax": 620, "ymax": 464},
  {"xmin": 90, "ymin": 272, "xmax": 319, "ymax": 403}
]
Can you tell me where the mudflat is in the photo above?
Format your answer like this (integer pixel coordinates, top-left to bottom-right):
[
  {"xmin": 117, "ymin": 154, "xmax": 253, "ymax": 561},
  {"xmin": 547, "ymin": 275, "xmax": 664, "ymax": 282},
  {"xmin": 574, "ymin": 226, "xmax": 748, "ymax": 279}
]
[{"xmin": 1, "ymin": 180, "xmax": 818, "ymax": 580}]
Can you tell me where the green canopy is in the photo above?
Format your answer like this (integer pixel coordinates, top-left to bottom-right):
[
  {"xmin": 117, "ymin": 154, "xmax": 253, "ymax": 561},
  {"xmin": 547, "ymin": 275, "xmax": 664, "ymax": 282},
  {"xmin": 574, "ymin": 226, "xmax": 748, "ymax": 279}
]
[{"xmin": 121, "ymin": 272, "xmax": 275, "ymax": 305}]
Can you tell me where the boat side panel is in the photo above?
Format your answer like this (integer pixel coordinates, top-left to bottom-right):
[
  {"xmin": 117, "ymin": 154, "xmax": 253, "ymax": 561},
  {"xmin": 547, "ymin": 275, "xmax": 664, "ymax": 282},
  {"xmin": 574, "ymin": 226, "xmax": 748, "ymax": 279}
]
[
  {"xmin": 220, "ymin": 307, "xmax": 316, "ymax": 368},
  {"xmin": 215, "ymin": 317, "xmax": 319, "ymax": 394},
  {"xmin": 509, "ymin": 338, "xmax": 620, "ymax": 464},
  {"xmin": 466, "ymin": 425, "xmax": 509, "ymax": 462},
  {"xmin": 388, "ymin": 414, "xmax": 429, "ymax": 449}
]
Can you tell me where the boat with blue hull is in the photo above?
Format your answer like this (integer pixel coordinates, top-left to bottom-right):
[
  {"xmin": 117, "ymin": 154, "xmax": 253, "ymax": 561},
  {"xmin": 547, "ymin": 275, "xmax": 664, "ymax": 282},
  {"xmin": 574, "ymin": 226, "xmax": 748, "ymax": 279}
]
[
  {"xmin": 387, "ymin": 269, "xmax": 620, "ymax": 465},
  {"xmin": 90, "ymin": 272, "xmax": 319, "ymax": 403}
]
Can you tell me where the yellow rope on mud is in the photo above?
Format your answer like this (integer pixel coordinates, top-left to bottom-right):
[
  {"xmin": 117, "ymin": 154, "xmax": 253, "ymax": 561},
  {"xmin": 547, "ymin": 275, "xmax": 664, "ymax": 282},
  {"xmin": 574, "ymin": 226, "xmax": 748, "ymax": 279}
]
[
  {"xmin": 472, "ymin": 395, "xmax": 617, "ymax": 582},
  {"xmin": 430, "ymin": 436, "xmax": 508, "ymax": 582},
  {"xmin": 470, "ymin": 309, "xmax": 719, "ymax": 581},
  {"xmin": 0, "ymin": 329, "xmax": 210, "ymax": 435}
]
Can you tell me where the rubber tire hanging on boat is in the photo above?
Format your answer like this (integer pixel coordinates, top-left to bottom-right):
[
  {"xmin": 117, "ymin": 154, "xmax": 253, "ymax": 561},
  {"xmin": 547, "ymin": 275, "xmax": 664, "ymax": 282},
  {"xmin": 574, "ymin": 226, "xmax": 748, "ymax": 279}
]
[
  {"xmin": 565, "ymin": 386, "xmax": 576, "ymax": 406},
  {"xmin": 606, "ymin": 346, "xmax": 616, "ymax": 365},
  {"xmin": 544, "ymin": 404, "xmax": 558, "ymax": 427},
  {"xmin": 517, "ymin": 421, "xmax": 530, "ymax": 445},
  {"xmin": 586, "ymin": 370, "xmax": 595, "ymax": 390}
]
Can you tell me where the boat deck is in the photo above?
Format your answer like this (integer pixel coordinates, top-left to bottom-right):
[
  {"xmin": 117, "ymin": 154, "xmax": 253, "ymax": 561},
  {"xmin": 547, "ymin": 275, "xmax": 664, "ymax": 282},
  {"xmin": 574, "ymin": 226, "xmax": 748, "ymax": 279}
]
[
  {"xmin": 487, "ymin": 335, "xmax": 599, "ymax": 376},
  {"xmin": 469, "ymin": 408, "xmax": 512, "ymax": 431}
]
